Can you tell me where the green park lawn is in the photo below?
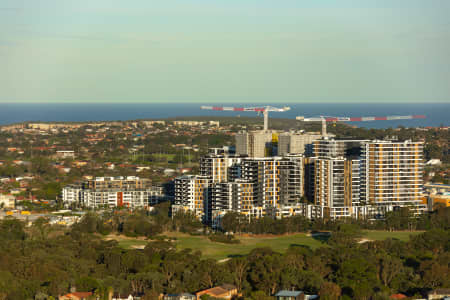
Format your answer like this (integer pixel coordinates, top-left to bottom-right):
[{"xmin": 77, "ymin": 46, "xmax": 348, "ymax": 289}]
[
  {"xmin": 110, "ymin": 230, "xmax": 423, "ymax": 260},
  {"xmin": 165, "ymin": 232, "xmax": 324, "ymax": 260},
  {"xmin": 362, "ymin": 230, "xmax": 423, "ymax": 242}
]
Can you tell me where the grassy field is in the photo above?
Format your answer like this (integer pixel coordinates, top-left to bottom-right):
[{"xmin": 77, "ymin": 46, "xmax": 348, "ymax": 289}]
[
  {"xmin": 362, "ymin": 230, "xmax": 422, "ymax": 241},
  {"xmin": 165, "ymin": 232, "xmax": 324, "ymax": 260},
  {"xmin": 108, "ymin": 230, "xmax": 423, "ymax": 260}
]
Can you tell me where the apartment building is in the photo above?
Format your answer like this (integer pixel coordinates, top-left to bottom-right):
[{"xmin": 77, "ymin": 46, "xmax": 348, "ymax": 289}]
[
  {"xmin": 278, "ymin": 131, "xmax": 322, "ymax": 156},
  {"xmin": 176, "ymin": 138, "xmax": 426, "ymax": 223},
  {"xmin": 313, "ymin": 139, "xmax": 367, "ymax": 159},
  {"xmin": 62, "ymin": 177, "xmax": 165, "ymax": 209},
  {"xmin": 314, "ymin": 157, "xmax": 361, "ymax": 218},
  {"xmin": 181, "ymin": 153, "xmax": 304, "ymax": 223},
  {"xmin": 209, "ymin": 180, "xmax": 259, "ymax": 227},
  {"xmin": 235, "ymin": 131, "xmax": 273, "ymax": 157},
  {"xmin": 80, "ymin": 176, "xmax": 150, "ymax": 189},
  {"xmin": 308, "ymin": 139, "xmax": 425, "ymax": 219},
  {"xmin": 200, "ymin": 154, "xmax": 244, "ymax": 183},
  {"xmin": 360, "ymin": 140, "xmax": 425, "ymax": 217},
  {"xmin": 245, "ymin": 155, "xmax": 304, "ymax": 210},
  {"xmin": 173, "ymin": 175, "xmax": 211, "ymax": 221}
]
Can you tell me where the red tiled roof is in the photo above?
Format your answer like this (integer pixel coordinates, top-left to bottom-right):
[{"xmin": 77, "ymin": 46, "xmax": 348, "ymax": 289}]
[
  {"xmin": 390, "ymin": 294, "xmax": 407, "ymax": 299},
  {"xmin": 64, "ymin": 292, "xmax": 93, "ymax": 299}
]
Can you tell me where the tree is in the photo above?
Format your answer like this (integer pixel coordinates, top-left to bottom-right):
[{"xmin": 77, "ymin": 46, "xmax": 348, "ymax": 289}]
[
  {"xmin": 247, "ymin": 249, "xmax": 283, "ymax": 295},
  {"xmin": 328, "ymin": 223, "xmax": 362, "ymax": 246},
  {"xmin": 336, "ymin": 258, "xmax": 379, "ymax": 299},
  {"xmin": 75, "ymin": 276, "xmax": 100, "ymax": 292},
  {"xmin": 31, "ymin": 217, "xmax": 51, "ymax": 240},
  {"xmin": 319, "ymin": 281, "xmax": 341, "ymax": 300},
  {"xmin": 0, "ymin": 218, "xmax": 26, "ymax": 240},
  {"xmin": 420, "ymin": 260, "xmax": 450, "ymax": 289},
  {"xmin": 248, "ymin": 291, "xmax": 273, "ymax": 300},
  {"xmin": 378, "ymin": 255, "xmax": 403, "ymax": 288},
  {"xmin": 227, "ymin": 257, "xmax": 248, "ymax": 292},
  {"xmin": 220, "ymin": 212, "xmax": 243, "ymax": 233}
]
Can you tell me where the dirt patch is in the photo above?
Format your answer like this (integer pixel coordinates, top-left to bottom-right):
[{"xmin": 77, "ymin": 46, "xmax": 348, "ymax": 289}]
[
  {"xmin": 104, "ymin": 233, "xmax": 149, "ymax": 241},
  {"xmin": 358, "ymin": 238, "xmax": 373, "ymax": 244},
  {"xmin": 237, "ymin": 232, "xmax": 307, "ymax": 238},
  {"xmin": 131, "ymin": 245, "xmax": 146, "ymax": 249}
]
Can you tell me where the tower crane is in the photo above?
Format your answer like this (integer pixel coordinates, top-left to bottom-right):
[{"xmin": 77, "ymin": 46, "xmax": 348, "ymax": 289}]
[
  {"xmin": 201, "ymin": 105, "xmax": 291, "ymax": 131},
  {"xmin": 296, "ymin": 114, "xmax": 426, "ymax": 136}
]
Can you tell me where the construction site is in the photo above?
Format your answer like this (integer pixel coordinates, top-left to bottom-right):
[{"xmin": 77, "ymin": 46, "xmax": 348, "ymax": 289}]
[{"xmin": 172, "ymin": 106, "xmax": 428, "ymax": 224}]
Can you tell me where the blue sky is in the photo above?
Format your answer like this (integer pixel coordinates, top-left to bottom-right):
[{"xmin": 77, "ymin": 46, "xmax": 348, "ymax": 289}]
[{"xmin": 1, "ymin": 0, "xmax": 449, "ymax": 103}]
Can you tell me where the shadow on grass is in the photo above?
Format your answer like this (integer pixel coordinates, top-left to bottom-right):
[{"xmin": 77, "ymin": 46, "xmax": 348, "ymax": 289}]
[
  {"xmin": 228, "ymin": 254, "xmax": 246, "ymax": 258},
  {"xmin": 288, "ymin": 244, "xmax": 313, "ymax": 250},
  {"xmin": 311, "ymin": 232, "xmax": 331, "ymax": 243}
]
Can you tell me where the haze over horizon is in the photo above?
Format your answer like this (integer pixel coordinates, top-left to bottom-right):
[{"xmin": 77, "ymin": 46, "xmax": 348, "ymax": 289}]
[{"xmin": 1, "ymin": 1, "xmax": 449, "ymax": 104}]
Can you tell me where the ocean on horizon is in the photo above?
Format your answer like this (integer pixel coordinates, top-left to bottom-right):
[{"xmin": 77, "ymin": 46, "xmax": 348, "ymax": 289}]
[{"xmin": 0, "ymin": 102, "xmax": 448, "ymax": 129}]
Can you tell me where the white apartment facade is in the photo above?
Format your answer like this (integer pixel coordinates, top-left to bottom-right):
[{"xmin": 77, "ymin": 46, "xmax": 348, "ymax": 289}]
[{"xmin": 62, "ymin": 177, "xmax": 165, "ymax": 209}]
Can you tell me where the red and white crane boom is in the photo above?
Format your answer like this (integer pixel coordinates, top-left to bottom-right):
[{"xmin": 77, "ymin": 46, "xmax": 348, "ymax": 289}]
[
  {"xmin": 201, "ymin": 105, "xmax": 291, "ymax": 131},
  {"xmin": 296, "ymin": 114, "xmax": 426, "ymax": 136}
]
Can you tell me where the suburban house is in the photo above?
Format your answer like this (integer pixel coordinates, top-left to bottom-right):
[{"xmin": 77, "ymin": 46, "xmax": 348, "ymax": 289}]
[
  {"xmin": 160, "ymin": 293, "xmax": 196, "ymax": 300},
  {"xmin": 195, "ymin": 284, "xmax": 240, "ymax": 299},
  {"xmin": 275, "ymin": 291, "xmax": 305, "ymax": 300},
  {"xmin": 390, "ymin": 294, "xmax": 407, "ymax": 299},
  {"xmin": 58, "ymin": 292, "xmax": 93, "ymax": 300},
  {"xmin": 428, "ymin": 289, "xmax": 450, "ymax": 299},
  {"xmin": 0, "ymin": 193, "xmax": 15, "ymax": 209},
  {"xmin": 111, "ymin": 293, "xmax": 141, "ymax": 300}
]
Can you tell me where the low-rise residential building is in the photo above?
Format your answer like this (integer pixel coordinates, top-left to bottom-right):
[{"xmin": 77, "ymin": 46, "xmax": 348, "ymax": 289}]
[
  {"xmin": 58, "ymin": 292, "xmax": 92, "ymax": 300},
  {"xmin": 427, "ymin": 289, "xmax": 450, "ymax": 300},
  {"xmin": 275, "ymin": 290, "xmax": 305, "ymax": 300},
  {"xmin": 62, "ymin": 177, "xmax": 166, "ymax": 209},
  {"xmin": 274, "ymin": 291, "xmax": 318, "ymax": 300},
  {"xmin": 160, "ymin": 293, "xmax": 196, "ymax": 300},
  {"xmin": 173, "ymin": 121, "xmax": 205, "ymax": 126},
  {"xmin": 111, "ymin": 293, "xmax": 141, "ymax": 300},
  {"xmin": 0, "ymin": 194, "xmax": 15, "ymax": 209},
  {"xmin": 56, "ymin": 150, "xmax": 76, "ymax": 159},
  {"xmin": 195, "ymin": 284, "xmax": 240, "ymax": 300}
]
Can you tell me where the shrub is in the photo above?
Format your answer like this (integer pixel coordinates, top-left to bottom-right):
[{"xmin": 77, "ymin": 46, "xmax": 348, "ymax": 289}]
[{"xmin": 208, "ymin": 234, "xmax": 240, "ymax": 244}]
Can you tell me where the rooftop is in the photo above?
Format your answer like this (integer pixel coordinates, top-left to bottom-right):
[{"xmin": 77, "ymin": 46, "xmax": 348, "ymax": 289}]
[{"xmin": 275, "ymin": 290, "xmax": 303, "ymax": 297}]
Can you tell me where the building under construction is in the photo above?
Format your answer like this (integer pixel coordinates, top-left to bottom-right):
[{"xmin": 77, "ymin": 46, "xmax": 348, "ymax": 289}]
[
  {"xmin": 235, "ymin": 131, "xmax": 274, "ymax": 157},
  {"xmin": 175, "ymin": 136, "xmax": 427, "ymax": 224},
  {"xmin": 278, "ymin": 131, "xmax": 322, "ymax": 156},
  {"xmin": 236, "ymin": 130, "xmax": 323, "ymax": 158}
]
